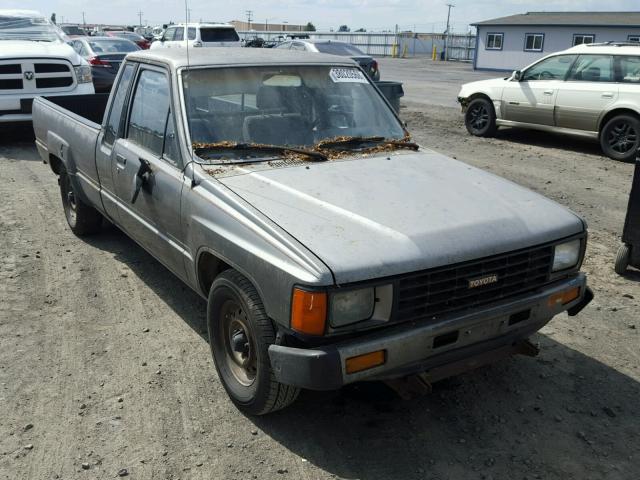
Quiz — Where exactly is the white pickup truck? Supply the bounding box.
[0,10,94,123]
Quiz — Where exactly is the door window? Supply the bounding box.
[104,63,136,145]
[618,56,640,84]
[163,27,176,41]
[524,34,544,52]
[127,70,170,156]
[174,27,184,41]
[567,55,613,82]
[522,55,577,81]
[188,27,196,40]
[163,111,181,166]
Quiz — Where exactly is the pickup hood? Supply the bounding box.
[218,150,584,284]
[0,40,83,64]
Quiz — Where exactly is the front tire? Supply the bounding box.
[600,114,640,162]
[464,97,498,137]
[59,171,103,236]
[207,270,299,415]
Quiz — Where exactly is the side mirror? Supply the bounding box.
[512,70,521,81]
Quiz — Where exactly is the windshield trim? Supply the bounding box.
[176,63,406,163]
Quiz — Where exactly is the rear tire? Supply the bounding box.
[207,270,299,415]
[600,114,640,163]
[615,243,631,275]
[464,97,498,137]
[59,170,103,236]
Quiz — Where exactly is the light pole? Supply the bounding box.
[444,3,454,61]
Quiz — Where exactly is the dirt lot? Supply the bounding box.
[1,59,639,480]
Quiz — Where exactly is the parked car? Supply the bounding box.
[275,39,380,80]
[0,9,94,124]
[458,42,640,162]
[32,48,592,415]
[70,36,140,92]
[105,30,151,50]
[60,24,86,37]
[150,22,241,49]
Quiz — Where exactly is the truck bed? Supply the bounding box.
[41,93,110,126]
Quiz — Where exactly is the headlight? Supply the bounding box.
[74,65,93,84]
[330,287,375,327]
[552,239,581,272]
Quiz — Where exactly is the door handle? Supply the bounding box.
[543,90,554,96]
[601,92,614,98]
[508,101,520,105]
[115,154,127,171]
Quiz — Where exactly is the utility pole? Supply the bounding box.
[137,10,143,27]
[444,3,454,61]
[82,11,86,28]
[245,10,253,30]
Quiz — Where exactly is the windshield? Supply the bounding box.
[62,26,84,36]
[200,28,240,42]
[314,42,365,56]
[0,11,65,42]
[183,65,404,150]
[89,39,139,53]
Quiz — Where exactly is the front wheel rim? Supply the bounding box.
[607,121,638,154]
[220,299,257,387]
[64,178,77,224]
[468,104,489,131]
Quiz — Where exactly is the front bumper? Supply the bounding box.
[269,274,591,390]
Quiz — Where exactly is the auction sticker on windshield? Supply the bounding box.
[329,68,368,83]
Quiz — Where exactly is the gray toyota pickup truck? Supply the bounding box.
[32,48,593,415]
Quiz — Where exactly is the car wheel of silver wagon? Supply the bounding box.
[464,97,497,137]
[59,170,103,236]
[600,114,640,163]
[207,270,299,415]
[615,243,631,275]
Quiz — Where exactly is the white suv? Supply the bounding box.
[458,43,640,162]
[0,10,94,123]
[150,23,241,49]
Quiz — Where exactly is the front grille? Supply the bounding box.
[36,77,73,88]
[34,63,70,73]
[0,79,22,90]
[0,64,21,74]
[397,245,554,322]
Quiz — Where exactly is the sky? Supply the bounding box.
[4,0,640,33]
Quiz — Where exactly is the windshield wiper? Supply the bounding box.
[317,136,419,151]
[193,142,327,165]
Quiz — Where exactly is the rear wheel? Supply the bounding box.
[464,97,497,137]
[600,114,640,162]
[615,243,631,275]
[207,270,299,415]
[59,170,103,236]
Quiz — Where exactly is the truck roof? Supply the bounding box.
[127,47,358,69]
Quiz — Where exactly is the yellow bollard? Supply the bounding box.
[432,45,437,61]
[402,44,408,58]
[391,43,397,58]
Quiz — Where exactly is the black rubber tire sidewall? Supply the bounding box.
[465,97,498,137]
[600,114,640,163]
[615,243,631,275]
[207,270,298,415]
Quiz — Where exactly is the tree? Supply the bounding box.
[304,22,316,32]
[355,28,366,32]
[338,25,350,32]
[50,13,56,24]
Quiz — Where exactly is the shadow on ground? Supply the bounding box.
[85,223,639,480]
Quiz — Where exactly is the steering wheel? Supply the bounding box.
[539,70,555,80]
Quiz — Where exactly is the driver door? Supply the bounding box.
[111,66,188,280]
[502,54,577,126]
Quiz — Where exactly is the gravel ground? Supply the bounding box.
[1,59,639,480]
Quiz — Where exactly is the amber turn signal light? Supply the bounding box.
[291,288,327,336]
[548,287,580,308]
[345,350,386,374]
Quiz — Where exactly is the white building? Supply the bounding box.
[473,11,640,71]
